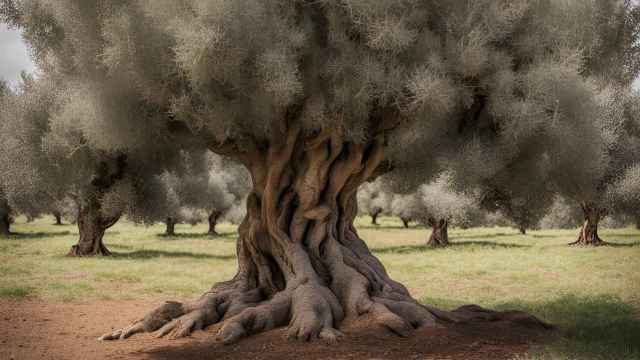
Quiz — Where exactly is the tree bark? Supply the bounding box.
[53,211,63,225]
[427,218,449,247]
[101,126,550,344]
[67,200,120,256]
[68,155,126,256]
[400,217,410,228]
[208,210,221,235]
[569,202,607,246]
[371,209,381,225]
[165,217,176,236]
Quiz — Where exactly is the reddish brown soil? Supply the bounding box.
[0,299,553,360]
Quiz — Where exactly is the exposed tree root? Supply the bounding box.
[100,121,551,345]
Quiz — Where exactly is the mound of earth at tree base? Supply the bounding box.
[0,299,555,360]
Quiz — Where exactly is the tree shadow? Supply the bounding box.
[157,232,237,241]
[602,241,640,248]
[110,250,236,261]
[451,232,520,240]
[356,224,419,230]
[371,241,529,254]
[494,294,640,359]
[531,234,568,239]
[5,231,72,239]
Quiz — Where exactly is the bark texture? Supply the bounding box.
[166,218,176,236]
[427,218,449,247]
[67,200,120,256]
[68,155,126,256]
[569,202,607,246]
[208,210,221,235]
[53,212,63,225]
[101,124,550,344]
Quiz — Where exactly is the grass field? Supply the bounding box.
[1,216,639,359]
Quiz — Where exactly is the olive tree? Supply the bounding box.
[390,193,419,228]
[412,175,477,247]
[133,151,250,236]
[5,0,630,345]
[357,178,391,225]
[538,196,583,229]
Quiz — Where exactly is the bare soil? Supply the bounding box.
[0,299,553,360]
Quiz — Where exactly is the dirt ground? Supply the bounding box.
[0,299,553,360]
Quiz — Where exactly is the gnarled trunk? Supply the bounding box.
[165,217,176,236]
[371,209,381,225]
[569,202,607,246]
[68,155,126,256]
[102,126,550,344]
[53,211,63,225]
[400,217,410,228]
[427,218,449,247]
[67,200,120,256]
[208,210,221,235]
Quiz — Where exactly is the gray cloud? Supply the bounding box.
[0,23,37,86]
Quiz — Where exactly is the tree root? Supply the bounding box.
[67,243,112,257]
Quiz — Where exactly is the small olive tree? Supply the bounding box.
[357,178,391,225]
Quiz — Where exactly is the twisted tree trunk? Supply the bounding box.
[101,126,550,344]
[165,217,176,236]
[400,217,410,228]
[68,155,126,256]
[569,202,607,246]
[67,198,120,256]
[53,211,63,225]
[208,210,221,235]
[427,218,449,247]
[371,209,382,225]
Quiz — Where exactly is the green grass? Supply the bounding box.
[1,216,639,359]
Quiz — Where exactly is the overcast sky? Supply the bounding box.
[0,23,36,87]
[0,21,639,90]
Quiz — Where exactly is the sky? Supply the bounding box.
[0,23,36,87]
[0,21,639,90]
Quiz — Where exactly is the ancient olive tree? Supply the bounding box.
[357,178,391,225]
[7,0,623,345]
